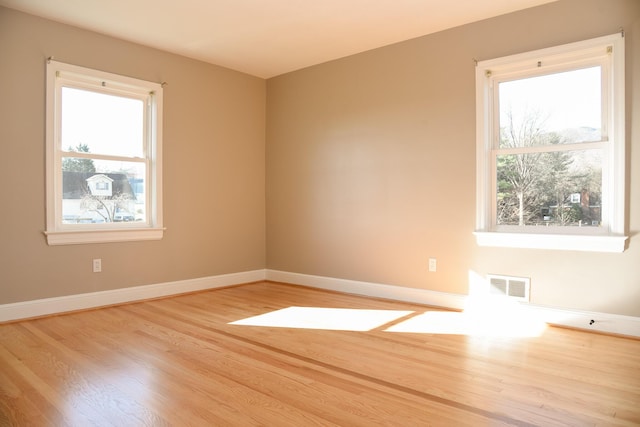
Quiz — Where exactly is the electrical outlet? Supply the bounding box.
[428,258,437,272]
[92,258,102,273]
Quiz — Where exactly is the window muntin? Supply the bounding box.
[475,34,626,252]
[46,60,163,245]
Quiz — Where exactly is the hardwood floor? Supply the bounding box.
[1,281,639,426]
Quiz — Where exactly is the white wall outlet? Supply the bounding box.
[92,258,102,273]
[428,258,437,272]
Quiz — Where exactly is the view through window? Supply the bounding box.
[496,66,603,228]
[61,87,147,225]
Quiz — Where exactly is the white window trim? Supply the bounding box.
[475,33,627,253]
[45,60,164,245]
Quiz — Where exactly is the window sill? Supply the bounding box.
[473,231,628,253]
[45,228,165,245]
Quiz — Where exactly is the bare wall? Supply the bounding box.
[0,7,266,304]
[266,0,640,317]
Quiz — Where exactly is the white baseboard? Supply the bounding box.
[266,269,468,310]
[266,269,640,339]
[519,304,640,338]
[0,269,266,322]
[4,268,638,338]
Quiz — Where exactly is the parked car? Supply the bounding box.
[113,211,135,222]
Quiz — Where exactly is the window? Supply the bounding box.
[45,60,163,245]
[475,34,626,252]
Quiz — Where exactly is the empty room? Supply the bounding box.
[1,0,639,425]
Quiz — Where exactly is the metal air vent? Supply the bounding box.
[487,275,530,301]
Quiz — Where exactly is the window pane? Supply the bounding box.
[61,87,144,157]
[499,66,602,148]
[62,158,145,224]
[496,149,602,227]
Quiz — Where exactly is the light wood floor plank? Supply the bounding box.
[1,281,639,426]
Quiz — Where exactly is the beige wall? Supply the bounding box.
[2,0,639,318]
[0,7,266,304]
[266,0,640,317]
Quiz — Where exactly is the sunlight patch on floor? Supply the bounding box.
[229,306,415,331]
[229,298,547,337]
[385,309,547,337]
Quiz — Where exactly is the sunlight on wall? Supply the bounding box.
[462,269,547,336]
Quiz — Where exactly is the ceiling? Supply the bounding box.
[0,0,556,78]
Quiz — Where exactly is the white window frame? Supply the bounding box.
[45,60,164,245]
[474,34,627,253]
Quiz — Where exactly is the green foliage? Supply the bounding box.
[496,129,602,227]
[62,143,96,173]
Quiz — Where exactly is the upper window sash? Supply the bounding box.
[54,66,155,98]
[491,62,610,149]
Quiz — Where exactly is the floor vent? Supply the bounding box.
[487,275,530,301]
